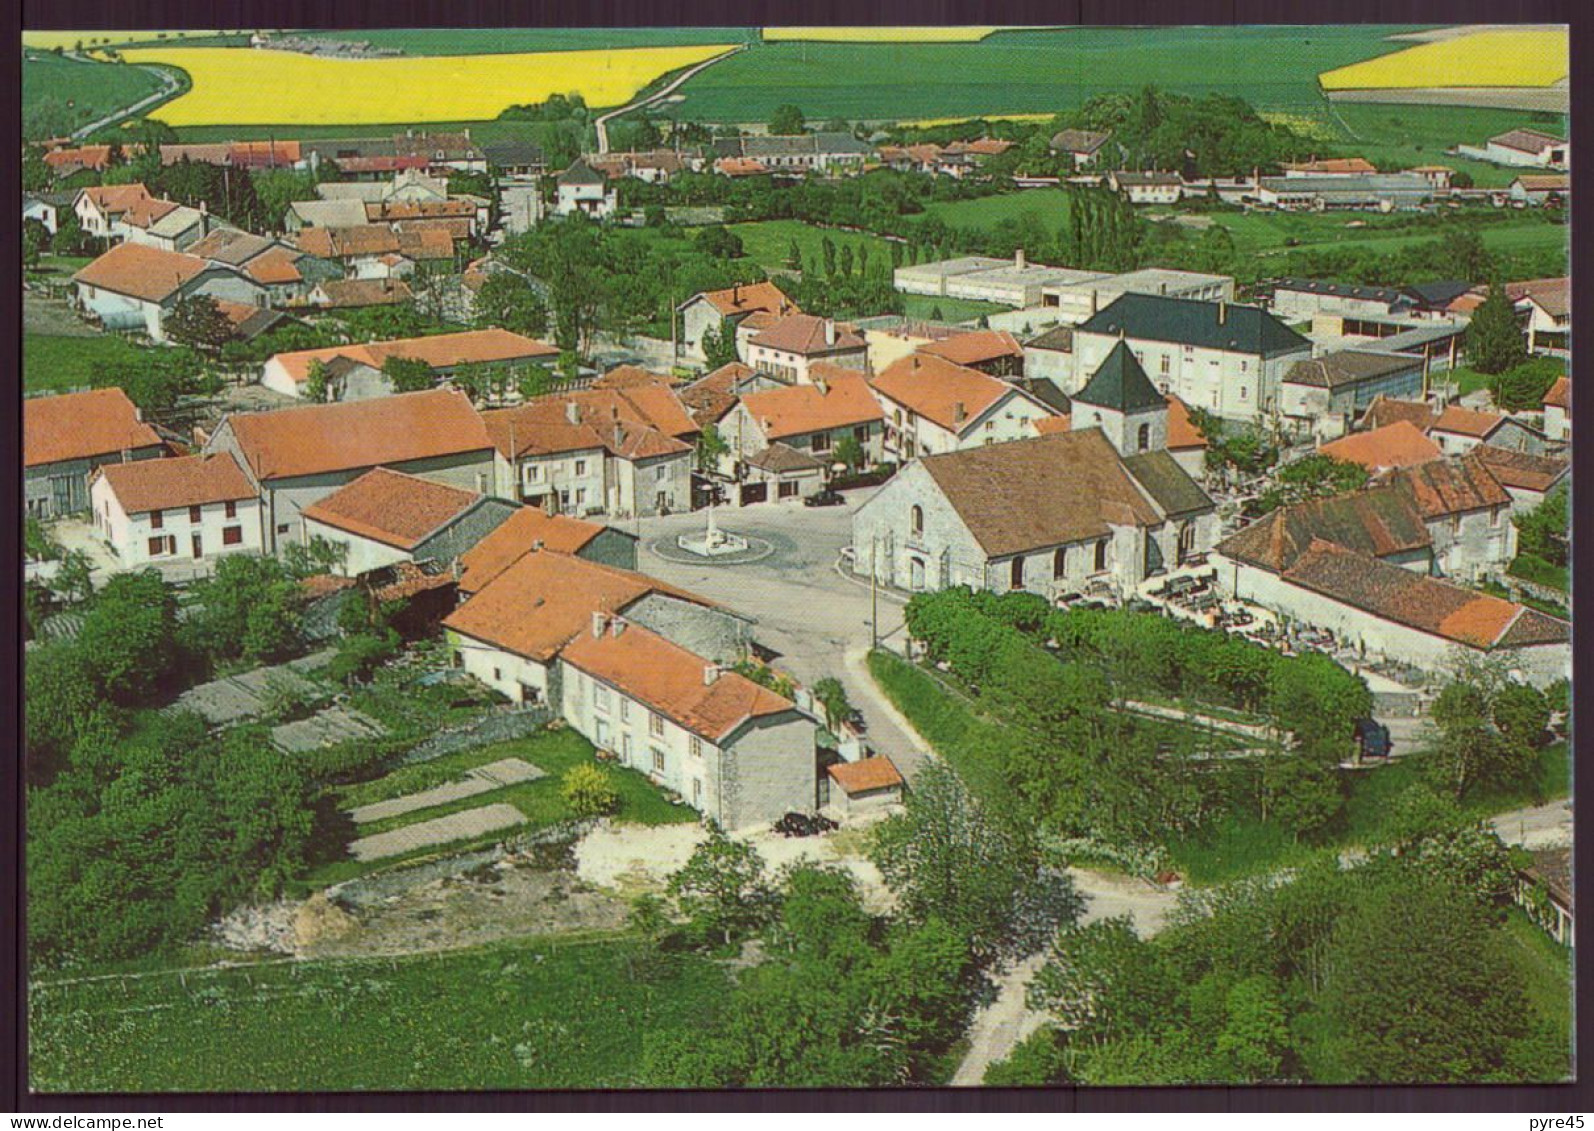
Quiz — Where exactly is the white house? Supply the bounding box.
[554,159,617,220]
[718,366,885,502]
[24,387,167,519]
[1071,294,1313,423]
[89,452,263,568]
[1542,377,1570,444]
[870,353,1059,461]
[71,242,268,342]
[1050,128,1114,167]
[560,616,819,829]
[1109,171,1183,205]
[676,280,798,363]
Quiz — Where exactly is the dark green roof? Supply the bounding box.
[1074,340,1166,413]
[1079,293,1310,357]
[1123,450,1214,519]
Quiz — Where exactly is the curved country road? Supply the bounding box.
[70,59,183,140]
[594,44,746,154]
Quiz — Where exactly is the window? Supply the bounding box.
[1053,547,1067,579]
[222,526,243,546]
[1240,360,1249,373]
[151,510,164,529]
[277,524,290,535]
[575,487,587,506]
[985,419,994,431]
[526,464,542,482]
[594,684,611,713]
[1239,386,1248,401]
[652,748,666,773]
[493,668,502,681]
[778,480,799,499]
[812,432,832,452]
[853,425,869,442]
[620,699,631,722]
[1160,355,1170,375]
[575,459,587,476]
[1137,423,1150,452]
[910,505,923,536]
[621,734,632,762]
[1010,557,1024,588]
[649,712,664,738]
[148,536,167,557]
[224,499,237,519]
[690,735,703,758]
[189,505,202,523]
[1094,539,1108,572]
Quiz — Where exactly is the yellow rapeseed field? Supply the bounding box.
[22,30,222,49]
[762,27,1015,43]
[1319,29,1567,90]
[117,44,736,125]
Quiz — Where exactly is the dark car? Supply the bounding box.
[804,489,845,508]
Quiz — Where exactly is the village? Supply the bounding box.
[19,27,1575,1093]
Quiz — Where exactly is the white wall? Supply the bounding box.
[449,630,555,705]
[302,517,412,575]
[90,476,264,568]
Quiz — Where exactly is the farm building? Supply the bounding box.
[823,756,905,817]
[261,328,558,400]
[71,242,268,342]
[871,353,1059,461]
[456,508,637,596]
[1482,128,1569,170]
[1108,170,1183,205]
[1039,267,1234,326]
[1255,174,1435,211]
[1318,421,1443,473]
[301,467,520,576]
[554,159,617,220]
[1509,174,1570,206]
[892,255,1008,297]
[1542,376,1571,444]
[24,388,167,519]
[1279,350,1427,440]
[676,280,799,363]
[1049,128,1114,167]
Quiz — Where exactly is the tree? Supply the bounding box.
[74,570,179,706]
[696,422,730,473]
[303,358,331,403]
[50,550,95,607]
[811,677,854,734]
[1465,280,1527,375]
[833,433,865,472]
[22,145,52,192]
[700,318,740,370]
[472,273,549,337]
[185,554,304,664]
[52,212,86,256]
[1322,872,1535,1083]
[1028,916,1174,1047]
[518,363,556,400]
[1514,482,1568,567]
[786,239,803,271]
[869,761,1082,968]
[23,218,50,267]
[983,1027,1070,1085]
[561,763,621,818]
[1428,657,1538,801]
[381,355,434,394]
[694,225,744,259]
[1488,358,1564,413]
[769,104,806,135]
[666,824,774,947]
[1212,976,1290,1081]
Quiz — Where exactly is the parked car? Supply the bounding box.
[804,489,845,508]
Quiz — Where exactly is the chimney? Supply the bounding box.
[1015,248,1026,270]
[814,373,828,396]
[824,318,836,347]
[703,663,719,686]
[953,401,966,425]
[911,355,920,370]
[592,611,606,638]
[565,400,580,425]
[532,539,544,552]
[1218,301,1228,326]
[1090,289,1099,316]
[733,282,741,304]
[611,617,625,638]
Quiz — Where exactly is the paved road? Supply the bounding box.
[71,60,181,140]
[633,498,928,775]
[1492,798,1573,849]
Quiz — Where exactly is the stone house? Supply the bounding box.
[72,242,268,342]
[89,452,262,567]
[745,314,868,385]
[676,280,798,363]
[1280,350,1428,441]
[871,353,1058,461]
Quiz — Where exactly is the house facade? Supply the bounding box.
[745,315,869,385]
[72,242,268,342]
[871,354,1058,461]
[1279,350,1427,440]
[676,280,798,362]
[24,388,167,518]
[89,452,263,568]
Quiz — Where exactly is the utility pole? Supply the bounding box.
[870,535,879,651]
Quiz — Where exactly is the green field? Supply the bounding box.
[314,28,755,54]
[22,332,151,396]
[23,51,164,135]
[1202,209,1567,263]
[900,294,1010,323]
[667,26,1423,124]
[29,934,730,1092]
[917,187,1073,231]
[728,218,897,276]
[1331,101,1567,188]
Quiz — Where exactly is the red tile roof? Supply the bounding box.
[1468,444,1568,494]
[72,242,214,303]
[25,387,163,468]
[1358,395,1439,433]
[480,387,696,461]
[1166,394,1208,451]
[827,755,904,794]
[93,451,255,514]
[750,313,865,356]
[1543,375,1570,410]
[76,183,154,214]
[1283,540,1568,651]
[1216,485,1432,573]
[1432,404,1506,439]
[443,551,708,662]
[738,369,883,441]
[1388,455,1510,518]
[45,145,114,171]
[918,329,1024,368]
[871,353,1023,434]
[693,280,796,319]
[457,508,610,593]
[561,620,795,742]
[681,362,756,427]
[269,328,559,385]
[1318,421,1443,472]
[1281,157,1378,175]
[301,467,481,550]
[291,225,403,260]
[224,388,493,481]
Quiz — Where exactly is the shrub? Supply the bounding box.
[562,763,620,818]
